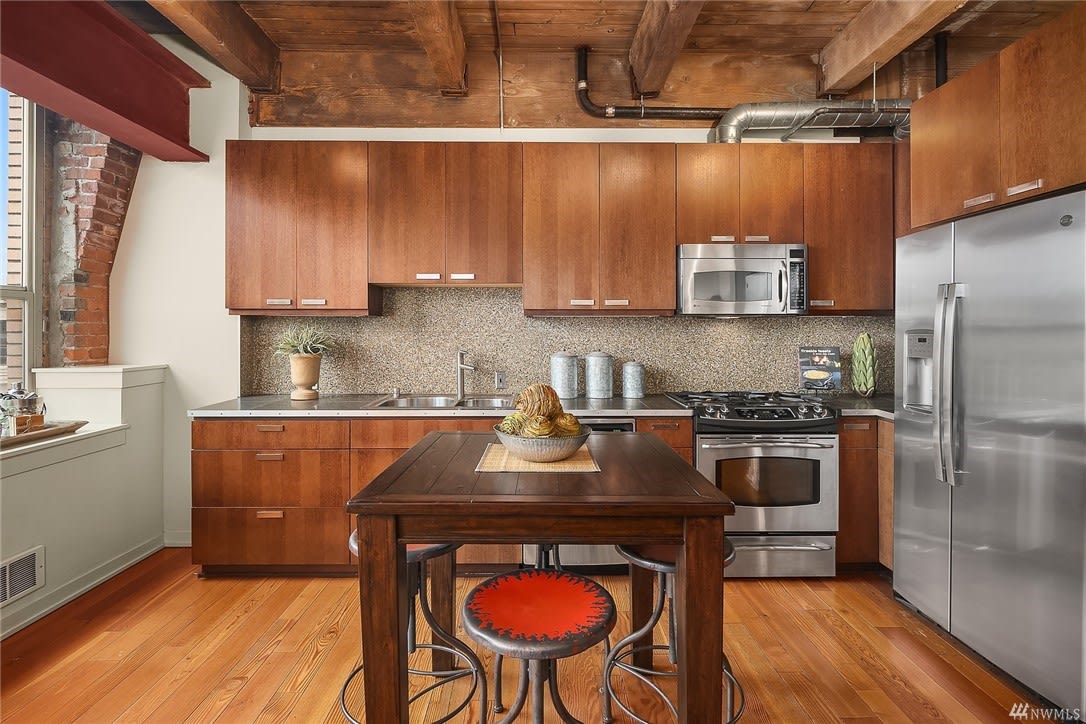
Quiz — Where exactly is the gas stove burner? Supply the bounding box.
[666,390,838,433]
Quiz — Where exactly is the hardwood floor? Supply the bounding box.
[1,548,1044,722]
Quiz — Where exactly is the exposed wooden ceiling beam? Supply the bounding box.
[147,0,280,93]
[408,0,468,96]
[819,0,964,94]
[0,0,209,162]
[629,0,705,97]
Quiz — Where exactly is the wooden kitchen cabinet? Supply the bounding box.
[676,144,803,245]
[368,142,447,284]
[635,417,693,463]
[191,419,352,571]
[226,141,377,315]
[878,419,894,569]
[803,144,894,314]
[837,416,879,564]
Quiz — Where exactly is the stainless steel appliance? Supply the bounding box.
[678,243,807,316]
[667,391,839,577]
[894,190,1086,713]
[522,418,636,568]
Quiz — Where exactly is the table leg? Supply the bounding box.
[358,514,410,722]
[629,561,655,670]
[428,551,456,671]
[676,516,724,723]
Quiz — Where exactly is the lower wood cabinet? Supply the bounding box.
[192,508,348,566]
[878,420,895,569]
[635,417,693,463]
[837,417,879,564]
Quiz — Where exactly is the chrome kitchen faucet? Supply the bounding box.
[455,350,475,402]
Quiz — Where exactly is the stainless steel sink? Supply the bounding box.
[376,395,459,408]
[457,396,514,409]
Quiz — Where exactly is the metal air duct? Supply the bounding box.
[709,99,912,143]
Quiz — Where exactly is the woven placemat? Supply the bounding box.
[475,443,600,473]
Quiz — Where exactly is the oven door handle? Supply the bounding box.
[730,542,833,552]
[700,442,837,449]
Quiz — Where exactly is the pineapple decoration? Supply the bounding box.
[852,333,878,398]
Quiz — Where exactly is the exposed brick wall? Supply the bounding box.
[50,117,141,366]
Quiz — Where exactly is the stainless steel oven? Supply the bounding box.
[697,432,838,577]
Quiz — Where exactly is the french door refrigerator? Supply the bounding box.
[894,189,1085,712]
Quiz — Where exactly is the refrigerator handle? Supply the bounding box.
[933,285,950,483]
[943,283,967,486]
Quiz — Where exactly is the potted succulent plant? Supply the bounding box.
[275,323,334,400]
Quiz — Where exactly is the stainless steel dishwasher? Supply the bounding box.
[522,418,635,568]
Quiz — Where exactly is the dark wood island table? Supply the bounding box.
[345,430,734,722]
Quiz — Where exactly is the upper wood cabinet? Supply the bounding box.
[804,144,894,314]
[910,54,1001,227]
[226,141,375,315]
[523,143,675,315]
[676,144,803,244]
[445,143,523,285]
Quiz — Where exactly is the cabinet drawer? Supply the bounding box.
[192,507,350,565]
[635,417,692,449]
[838,417,877,448]
[192,419,349,450]
[351,448,407,491]
[350,418,495,448]
[192,450,349,507]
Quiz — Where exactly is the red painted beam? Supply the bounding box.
[1,1,210,162]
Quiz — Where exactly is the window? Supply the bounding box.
[1,90,41,387]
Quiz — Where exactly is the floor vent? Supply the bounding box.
[0,546,45,607]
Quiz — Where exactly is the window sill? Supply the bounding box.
[0,424,129,477]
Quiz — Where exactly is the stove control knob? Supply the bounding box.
[719,404,729,414]
[812,405,825,416]
[798,405,809,415]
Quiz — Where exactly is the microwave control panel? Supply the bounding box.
[788,260,806,311]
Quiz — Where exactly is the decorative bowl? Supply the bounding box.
[493,425,592,463]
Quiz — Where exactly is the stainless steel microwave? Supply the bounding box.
[678,242,807,316]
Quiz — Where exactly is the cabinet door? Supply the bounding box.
[226,141,296,311]
[910,54,1001,227]
[446,143,523,285]
[522,143,600,312]
[368,142,446,284]
[837,417,879,564]
[296,142,371,310]
[999,2,1086,202]
[804,144,894,313]
[739,144,803,243]
[599,144,676,313]
[878,420,894,569]
[676,144,740,244]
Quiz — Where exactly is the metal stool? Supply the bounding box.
[602,539,745,723]
[340,530,487,724]
[463,568,617,724]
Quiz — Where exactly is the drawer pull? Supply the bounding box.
[710,235,736,242]
[255,424,285,432]
[415,272,441,281]
[604,299,630,306]
[1007,178,1043,196]
[255,452,284,461]
[449,273,475,281]
[265,298,292,306]
[569,299,595,306]
[256,510,284,519]
[744,235,770,242]
[843,423,871,431]
[962,193,995,209]
[300,298,327,306]
[810,299,835,307]
[651,423,680,430]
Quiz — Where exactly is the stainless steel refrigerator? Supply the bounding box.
[894,189,1085,712]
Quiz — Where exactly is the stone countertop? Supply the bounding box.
[824,393,894,420]
[188,394,691,418]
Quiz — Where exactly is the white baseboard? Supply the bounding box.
[163,529,192,547]
[0,535,164,639]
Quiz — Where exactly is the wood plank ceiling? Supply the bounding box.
[140,0,1076,128]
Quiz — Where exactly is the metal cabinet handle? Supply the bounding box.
[962,193,995,209]
[300,298,327,306]
[569,299,595,306]
[255,424,284,432]
[255,510,284,519]
[415,273,441,280]
[265,298,292,306]
[710,235,736,242]
[731,542,832,552]
[603,299,629,306]
[809,299,835,307]
[1007,178,1043,196]
[650,423,680,430]
[744,235,770,242]
[842,423,870,431]
[701,442,835,449]
[449,273,475,281]
[255,452,284,461]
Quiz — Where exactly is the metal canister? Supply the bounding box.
[622,361,645,399]
[584,352,613,399]
[549,351,578,399]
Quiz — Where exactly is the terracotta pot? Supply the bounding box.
[289,353,322,400]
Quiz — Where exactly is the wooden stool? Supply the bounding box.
[340,530,487,724]
[463,568,616,724]
[602,539,744,723]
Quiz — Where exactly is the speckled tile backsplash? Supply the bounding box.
[241,288,895,396]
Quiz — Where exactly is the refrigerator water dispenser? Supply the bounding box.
[903,330,934,412]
